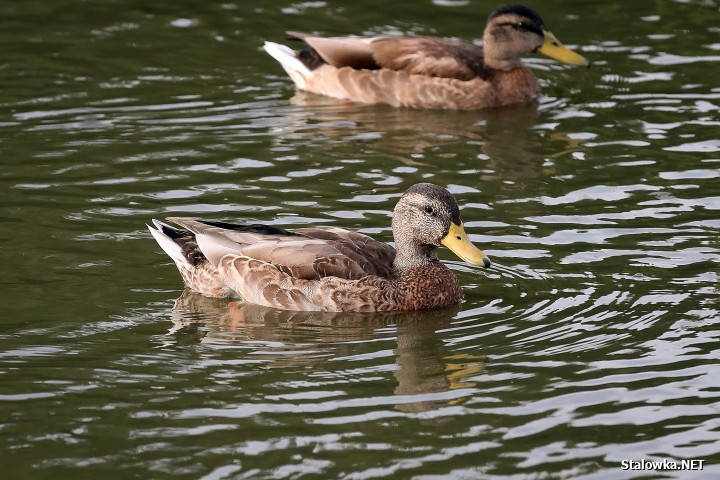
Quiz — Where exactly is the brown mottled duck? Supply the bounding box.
[148,183,491,312]
[263,4,587,110]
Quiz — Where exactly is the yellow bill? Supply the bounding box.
[441,222,491,268]
[538,30,589,66]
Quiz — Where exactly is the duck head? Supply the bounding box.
[483,4,588,70]
[392,183,491,270]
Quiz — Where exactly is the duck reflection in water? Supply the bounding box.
[274,94,582,187]
[169,291,485,412]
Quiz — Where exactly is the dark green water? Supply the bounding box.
[2,0,719,478]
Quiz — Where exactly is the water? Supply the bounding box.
[2,0,719,478]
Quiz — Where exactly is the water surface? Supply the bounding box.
[2,0,720,478]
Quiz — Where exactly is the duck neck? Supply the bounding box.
[393,237,439,272]
[482,31,525,71]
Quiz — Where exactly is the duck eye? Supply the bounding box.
[424,205,434,215]
[514,22,542,36]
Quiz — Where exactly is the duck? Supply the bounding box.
[148,183,491,312]
[263,4,588,110]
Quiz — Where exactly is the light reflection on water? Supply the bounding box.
[2,0,720,478]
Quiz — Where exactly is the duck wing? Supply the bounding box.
[287,31,378,69]
[290,32,488,81]
[166,218,396,282]
[293,226,396,278]
[370,36,488,80]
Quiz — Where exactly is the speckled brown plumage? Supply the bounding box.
[264,5,587,110]
[148,183,491,312]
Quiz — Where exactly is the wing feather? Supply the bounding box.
[370,37,488,80]
[292,34,489,81]
[165,218,396,282]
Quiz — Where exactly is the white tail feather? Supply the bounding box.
[263,41,312,90]
[194,233,247,267]
[148,222,190,268]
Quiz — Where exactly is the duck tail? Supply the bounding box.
[263,41,313,90]
[147,219,192,269]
